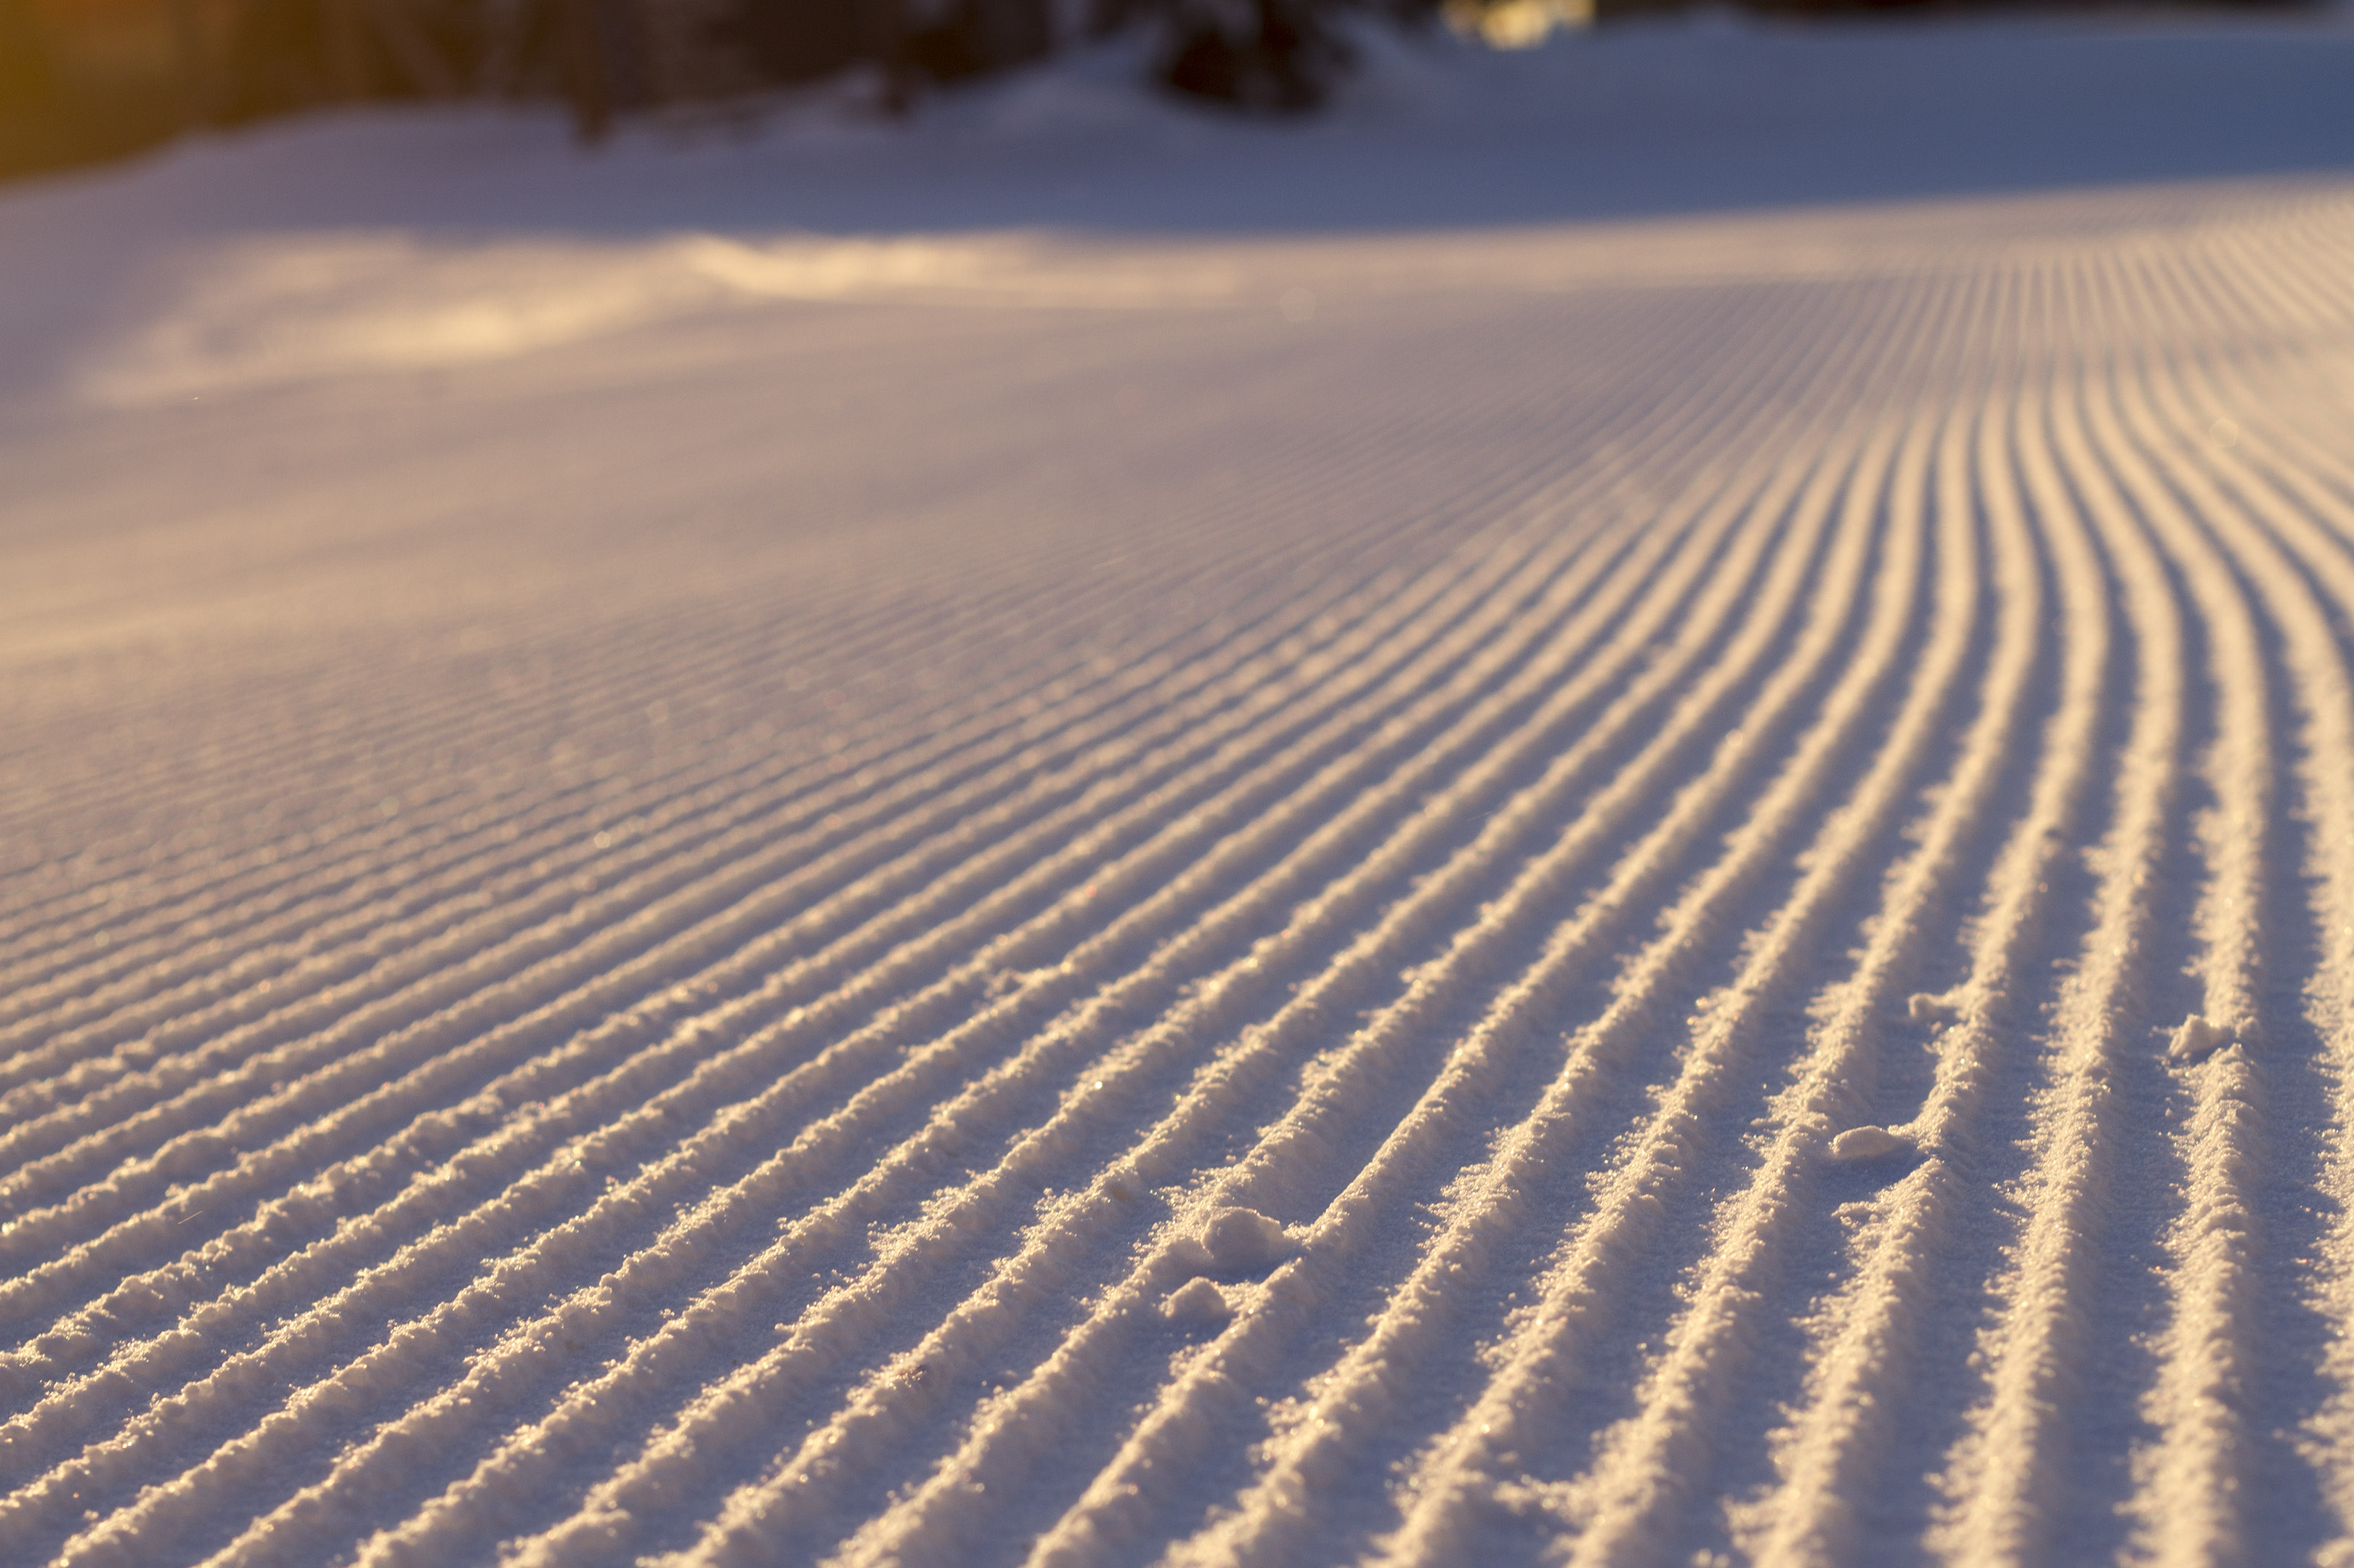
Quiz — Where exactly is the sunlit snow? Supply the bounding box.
[6,10,2354,1565]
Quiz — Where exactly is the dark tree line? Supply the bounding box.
[14,0,2285,181]
[1,0,1421,176]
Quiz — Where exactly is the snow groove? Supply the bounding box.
[8,161,2354,1568]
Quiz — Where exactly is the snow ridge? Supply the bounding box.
[7,163,2354,1566]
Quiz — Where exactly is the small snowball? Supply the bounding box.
[1161,1277,1233,1325]
[1198,1207,1294,1275]
[1907,993,1960,1025]
[2170,1013,2230,1063]
[1829,1125,1911,1162]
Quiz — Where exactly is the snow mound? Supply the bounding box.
[1829,1125,1912,1163]
[1163,1277,1237,1323]
[1196,1206,1296,1275]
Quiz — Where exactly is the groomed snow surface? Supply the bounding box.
[7,12,2354,1565]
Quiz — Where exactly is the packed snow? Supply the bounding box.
[6,9,2354,1564]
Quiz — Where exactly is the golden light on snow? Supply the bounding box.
[6,15,2354,1568]
[1448,0,1596,51]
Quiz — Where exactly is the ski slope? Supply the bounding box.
[7,15,2354,1565]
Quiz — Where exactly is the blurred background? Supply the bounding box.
[0,0,2321,184]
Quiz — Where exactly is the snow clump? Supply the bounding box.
[1829,1125,1912,1162]
[1162,1277,1235,1324]
[1198,1206,1294,1274]
[2169,1013,2233,1063]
